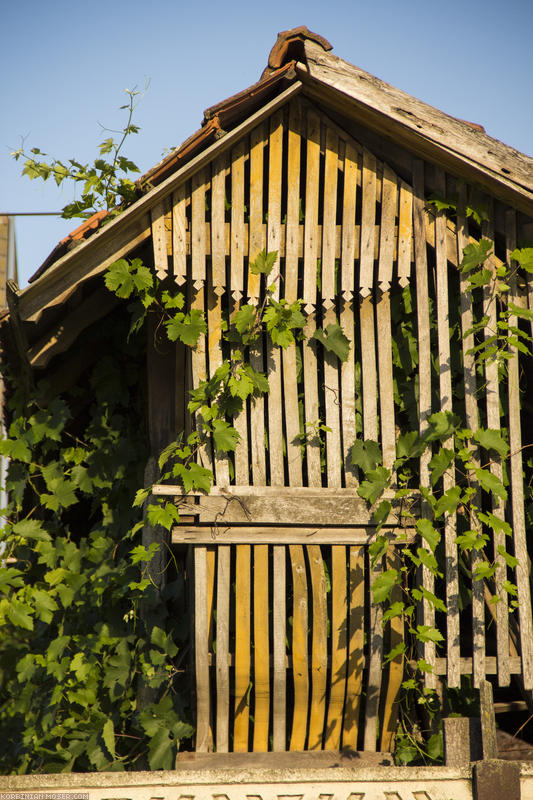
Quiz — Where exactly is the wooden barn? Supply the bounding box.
[5,27,533,770]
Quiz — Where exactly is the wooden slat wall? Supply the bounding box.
[162,96,533,752]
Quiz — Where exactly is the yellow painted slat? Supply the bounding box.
[325,545,348,749]
[191,168,207,287]
[248,124,266,301]
[289,544,309,751]
[171,183,187,284]
[215,545,230,752]
[307,545,327,749]
[194,546,210,752]
[321,127,338,308]
[272,545,287,751]
[285,101,302,304]
[380,548,403,752]
[211,153,228,291]
[342,545,365,749]
[303,108,320,310]
[234,545,251,751]
[253,545,270,751]
[151,200,169,281]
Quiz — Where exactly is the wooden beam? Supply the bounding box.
[172,525,415,545]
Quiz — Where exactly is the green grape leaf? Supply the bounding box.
[250,248,278,275]
[312,323,350,362]
[429,447,454,486]
[416,519,440,553]
[371,568,398,603]
[473,429,509,457]
[358,467,391,506]
[212,420,240,453]
[460,240,493,273]
[350,439,382,473]
[474,467,508,501]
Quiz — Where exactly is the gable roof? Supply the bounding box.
[14,26,533,328]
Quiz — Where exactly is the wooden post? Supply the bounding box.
[479,679,497,760]
[443,717,482,766]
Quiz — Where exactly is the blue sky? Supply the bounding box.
[2,0,533,287]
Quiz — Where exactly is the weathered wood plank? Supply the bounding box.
[230,140,246,302]
[482,207,509,687]
[307,546,328,749]
[266,110,285,486]
[272,546,286,751]
[253,545,270,751]
[172,526,414,545]
[434,167,459,688]
[413,159,435,688]
[191,284,212,472]
[174,492,408,526]
[233,545,251,750]
[376,163,397,471]
[398,181,413,286]
[194,546,210,751]
[324,308,343,488]
[151,200,169,281]
[285,101,302,304]
[364,556,383,750]
[322,127,339,308]
[215,545,230,752]
[342,545,365,749]
[289,544,309,750]
[207,284,230,485]
[360,295,378,442]
[303,108,320,310]
[340,297,357,487]
[380,548,403,751]
[457,184,484,688]
[171,182,187,284]
[341,140,358,297]
[248,124,266,301]
[506,210,533,691]
[303,314,322,486]
[191,168,207,287]
[325,546,348,749]
[359,150,377,296]
[211,153,227,291]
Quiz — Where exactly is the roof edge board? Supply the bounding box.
[302,40,533,197]
[17,82,303,325]
[297,71,533,216]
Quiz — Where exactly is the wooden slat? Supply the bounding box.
[377,164,398,470]
[266,111,285,486]
[482,207,509,687]
[397,181,413,286]
[248,124,265,301]
[151,200,168,280]
[230,140,246,301]
[285,101,301,304]
[303,314,322,486]
[340,297,357,488]
[215,545,230,752]
[324,308,342,488]
[194,546,210,751]
[191,168,207,287]
[377,164,397,289]
[191,285,212,472]
[380,548,404,752]
[207,283,230,485]
[289,544,309,750]
[342,545,365,749]
[506,210,533,691]
[272,546,286,751]
[267,109,283,300]
[233,545,251,750]
[413,159,435,688]
[360,295,378,442]
[303,108,320,310]
[434,167,459,688]
[457,183,484,688]
[173,526,414,545]
[341,140,358,298]
[211,153,227,291]
[307,546,328,749]
[253,545,270,751]
[364,556,383,750]
[325,545,348,749]
[206,545,216,750]
[283,338,303,486]
[322,127,338,308]
[359,150,377,295]
[171,183,187,284]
